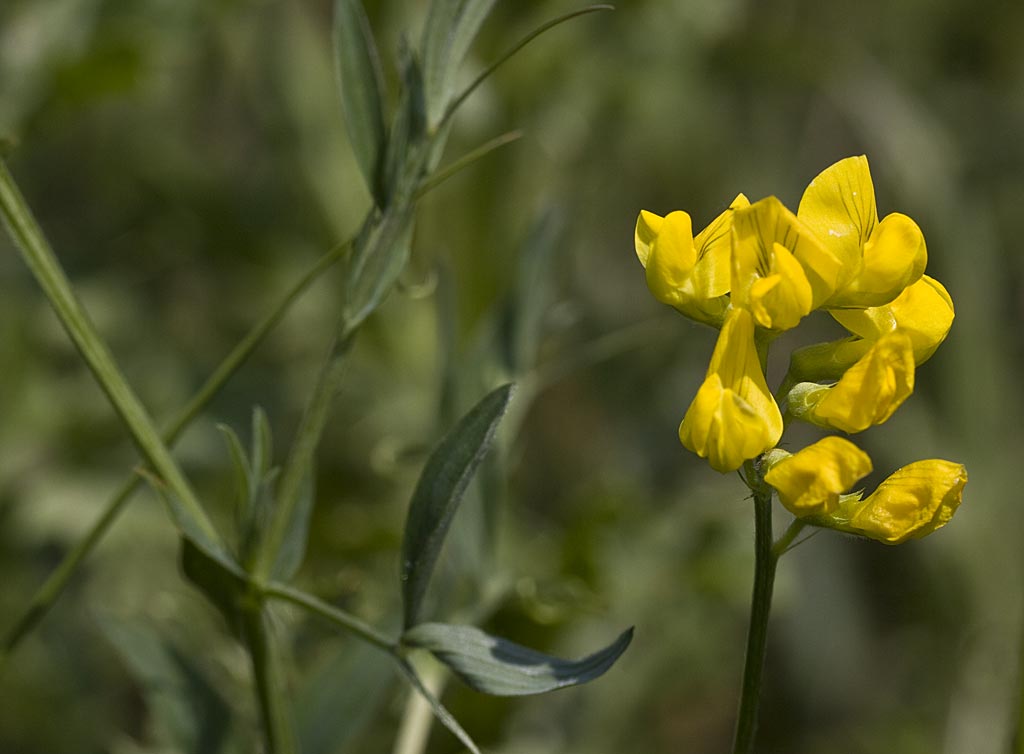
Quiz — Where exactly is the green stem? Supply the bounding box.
[252,328,355,580]
[242,607,297,754]
[0,242,348,660]
[0,159,218,542]
[414,130,522,200]
[732,482,778,754]
[262,582,396,652]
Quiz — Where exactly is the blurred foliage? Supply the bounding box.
[2,0,1023,752]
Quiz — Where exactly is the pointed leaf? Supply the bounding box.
[251,406,274,479]
[382,43,428,202]
[343,206,415,331]
[402,622,634,696]
[334,0,388,204]
[271,465,316,582]
[181,537,250,634]
[218,422,253,524]
[400,383,515,628]
[422,0,498,127]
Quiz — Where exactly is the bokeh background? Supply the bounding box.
[1,0,1022,752]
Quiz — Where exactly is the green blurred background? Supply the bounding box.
[1,0,1021,752]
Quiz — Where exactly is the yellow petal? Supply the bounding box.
[832,275,954,365]
[691,193,749,299]
[634,210,664,267]
[679,308,783,472]
[797,155,878,272]
[746,242,814,330]
[732,196,843,317]
[827,213,927,308]
[844,460,967,544]
[809,332,916,433]
[644,211,697,305]
[764,437,873,516]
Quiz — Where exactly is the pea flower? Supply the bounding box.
[679,307,783,472]
[798,155,928,308]
[785,331,915,433]
[763,437,872,516]
[634,194,749,327]
[789,275,954,383]
[730,196,843,330]
[814,460,968,544]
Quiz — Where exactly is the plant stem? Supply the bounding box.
[732,483,778,754]
[262,582,396,652]
[252,327,355,581]
[1,242,347,660]
[243,606,297,754]
[0,159,218,542]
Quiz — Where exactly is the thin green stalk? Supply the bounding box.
[1,242,347,659]
[263,582,396,652]
[243,607,297,754]
[732,482,778,754]
[437,5,615,132]
[0,159,218,543]
[252,328,355,580]
[413,130,522,199]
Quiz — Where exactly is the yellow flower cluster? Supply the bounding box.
[635,156,966,544]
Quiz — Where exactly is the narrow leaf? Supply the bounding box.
[343,206,415,331]
[400,383,515,628]
[402,622,634,696]
[181,537,249,633]
[382,43,428,202]
[395,658,482,754]
[271,465,315,582]
[334,0,388,204]
[217,423,253,536]
[422,0,499,128]
[252,406,274,479]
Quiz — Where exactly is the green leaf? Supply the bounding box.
[98,615,233,754]
[421,0,498,128]
[333,0,388,204]
[343,206,415,331]
[382,43,428,203]
[181,537,250,634]
[400,383,515,628]
[395,658,482,754]
[271,465,315,582]
[402,623,634,696]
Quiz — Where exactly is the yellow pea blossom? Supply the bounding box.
[730,196,843,330]
[634,194,749,327]
[798,155,928,308]
[786,331,915,433]
[679,307,783,472]
[815,460,968,544]
[763,437,872,516]
[789,275,954,382]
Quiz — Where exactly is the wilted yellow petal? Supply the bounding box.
[843,460,967,544]
[797,155,877,273]
[806,332,916,433]
[679,308,783,472]
[764,437,872,516]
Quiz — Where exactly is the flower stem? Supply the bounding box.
[242,606,297,754]
[732,482,778,754]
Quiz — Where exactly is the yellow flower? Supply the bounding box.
[763,437,872,516]
[819,460,967,544]
[731,196,843,330]
[786,332,915,433]
[635,194,749,327]
[679,307,783,472]
[789,275,954,382]
[798,156,927,308]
